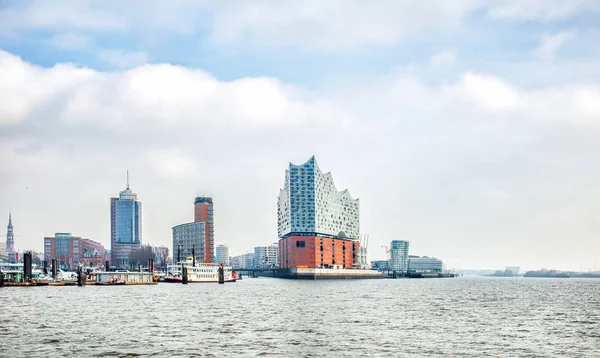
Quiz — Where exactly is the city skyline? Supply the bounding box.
[1,2,600,271]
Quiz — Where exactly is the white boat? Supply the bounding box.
[164,258,236,283]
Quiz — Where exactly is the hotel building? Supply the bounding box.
[277,156,360,269]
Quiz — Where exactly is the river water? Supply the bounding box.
[0,277,598,357]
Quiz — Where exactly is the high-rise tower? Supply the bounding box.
[6,213,15,262]
[194,197,214,263]
[110,171,142,268]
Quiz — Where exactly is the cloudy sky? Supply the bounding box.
[1,1,599,271]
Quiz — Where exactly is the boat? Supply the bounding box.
[164,257,237,283]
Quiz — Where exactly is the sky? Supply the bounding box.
[1,0,599,271]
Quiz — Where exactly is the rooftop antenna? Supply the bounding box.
[126,170,130,189]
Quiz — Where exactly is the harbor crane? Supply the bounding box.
[381,246,390,260]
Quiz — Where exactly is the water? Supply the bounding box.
[1,277,598,357]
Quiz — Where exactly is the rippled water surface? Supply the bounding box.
[1,277,599,357]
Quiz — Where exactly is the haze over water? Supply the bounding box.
[1,278,598,357]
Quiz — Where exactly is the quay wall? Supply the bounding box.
[275,268,383,280]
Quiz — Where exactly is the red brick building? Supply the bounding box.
[278,236,359,269]
[44,233,107,268]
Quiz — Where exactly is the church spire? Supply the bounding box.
[8,212,12,228]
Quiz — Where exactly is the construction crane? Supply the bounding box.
[381,245,390,260]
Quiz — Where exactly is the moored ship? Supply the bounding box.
[164,258,236,283]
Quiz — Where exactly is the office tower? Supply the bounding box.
[110,172,142,268]
[6,213,16,263]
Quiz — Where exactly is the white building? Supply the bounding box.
[254,244,278,268]
[243,253,255,269]
[277,156,360,239]
[389,240,409,271]
[408,256,445,273]
[216,244,229,265]
[229,255,241,269]
[229,253,255,269]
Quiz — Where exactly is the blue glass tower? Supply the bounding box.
[111,171,142,268]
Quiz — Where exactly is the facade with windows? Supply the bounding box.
[172,196,214,264]
[44,233,106,269]
[371,260,390,271]
[389,240,410,271]
[172,222,205,263]
[215,244,229,265]
[194,197,214,263]
[254,244,278,268]
[277,156,359,239]
[6,213,15,263]
[229,255,241,269]
[110,174,142,269]
[277,156,360,269]
[408,256,445,273]
[229,253,255,269]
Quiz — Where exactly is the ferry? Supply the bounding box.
[164,257,236,283]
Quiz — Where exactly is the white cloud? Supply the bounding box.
[0,0,123,34]
[429,51,457,68]
[487,0,600,21]
[146,148,198,179]
[2,51,600,270]
[0,1,597,51]
[99,50,148,69]
[534,31,575,60]
[208,1,479,49]
[0,50,351,129]
[453,73,520,113]
[50,32,90,50]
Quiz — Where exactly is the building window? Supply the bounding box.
[296,241,305,248]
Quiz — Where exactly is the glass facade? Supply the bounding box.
[111,179,142,268]
[278,156,360,239]
[389,240,410,271]
[55,233,72,264]
[172,222,205,263]
[408,256,445,273]
[115,200,141,244]
[216,244,229,265]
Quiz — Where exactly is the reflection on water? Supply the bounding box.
[1,277,598,357]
